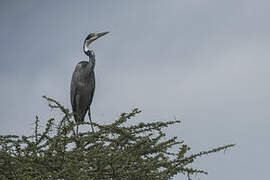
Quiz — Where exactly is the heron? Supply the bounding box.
[70,32,109,134]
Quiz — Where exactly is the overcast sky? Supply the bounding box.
[1,0,270,179]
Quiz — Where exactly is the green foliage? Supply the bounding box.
[0,96,234,180]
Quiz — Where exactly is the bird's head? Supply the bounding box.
[83,32,109,56]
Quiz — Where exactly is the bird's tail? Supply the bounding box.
[73,111,84,123]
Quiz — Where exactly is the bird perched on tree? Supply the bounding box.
[70,32,109,133]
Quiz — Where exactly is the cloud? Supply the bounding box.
[1,0,270,179]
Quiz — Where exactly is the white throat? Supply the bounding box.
[83,39,91,53]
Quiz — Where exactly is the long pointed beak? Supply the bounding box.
[93,32,109,41]
[97,31,109,37]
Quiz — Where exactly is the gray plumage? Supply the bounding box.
[70,53,95,123]
[70,32,109,132]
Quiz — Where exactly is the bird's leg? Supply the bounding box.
[76,124,79,136]
[88,107,95,132]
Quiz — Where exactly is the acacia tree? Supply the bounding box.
[0,96,234,180]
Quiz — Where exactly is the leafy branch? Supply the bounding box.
[0,96,234,180]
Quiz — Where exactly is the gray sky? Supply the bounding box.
[1,0,269,179]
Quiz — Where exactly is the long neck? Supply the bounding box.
[83,39,91,55]
[88,50,96,70]
[83,40,95,69]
